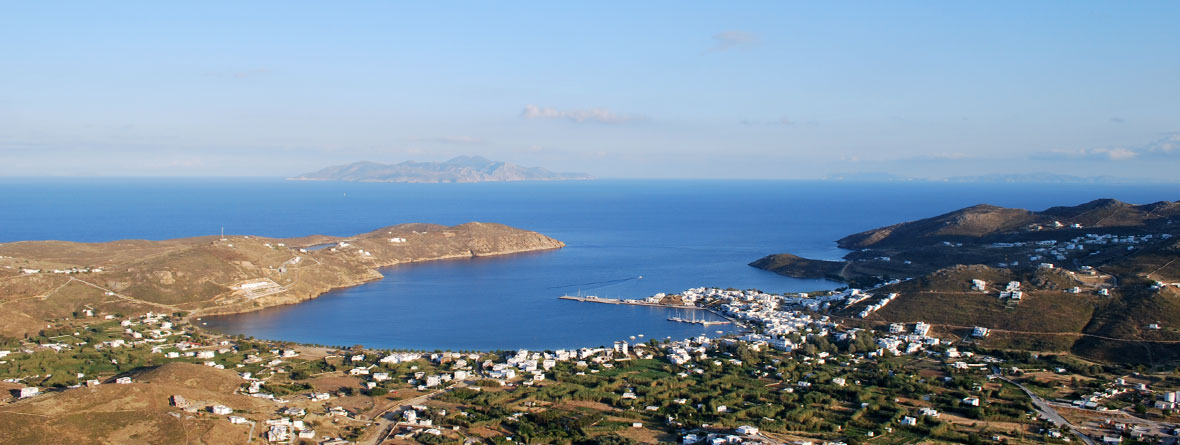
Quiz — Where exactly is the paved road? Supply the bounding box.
[360,383,466,445]
[1001,376,1096,445]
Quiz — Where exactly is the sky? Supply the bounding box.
[1,1,1178,180]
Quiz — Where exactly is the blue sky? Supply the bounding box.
[1,1,1178,179]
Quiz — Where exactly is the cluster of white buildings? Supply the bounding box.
[857,293,899,319]
[495,347,632,382]
[1072,386,1130,410]
[999,281,1023,300]
[971,279,987,292]
[653,287,950,367]
[1153,390,1180,410]
[19,266,103,275]
[681,430,763,444]
[992,232,1171,267]
[666,336,715,366]
[874,322,940,356]
[262,417,315,442]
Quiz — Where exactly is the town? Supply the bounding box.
[5,281,1180,444]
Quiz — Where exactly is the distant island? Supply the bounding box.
[290,156,591,183]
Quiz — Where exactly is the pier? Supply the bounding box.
[666,316,730,326]
[559,295,738,327]
[559,295,698,309]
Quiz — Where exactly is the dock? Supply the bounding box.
[666,316,730,326]
[559,295,739,327]
[559,295,698,309]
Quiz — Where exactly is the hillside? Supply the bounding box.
[0,222,564,337]
[752,198,1180,364]
[837,199,1180,249]
[754,199,1180,286]
[0,363,270,444]
[290,156,591,183]
[831,263,1180,364]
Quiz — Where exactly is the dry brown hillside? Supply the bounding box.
[0,363,270,444]
[0,222,564,338]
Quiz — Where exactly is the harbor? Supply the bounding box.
[558,294,699,309]
[559,294,738,327]
[667,314,731,327]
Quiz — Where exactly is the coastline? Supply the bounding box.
[0,222,566,338]
[191,243,566,319]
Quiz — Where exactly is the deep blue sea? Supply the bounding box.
[2,179,1178,351]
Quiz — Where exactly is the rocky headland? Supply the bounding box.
[0,222,564,337]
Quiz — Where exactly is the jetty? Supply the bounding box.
[559,295,697,309]
[559,295,738,327]
[666,315,730,326]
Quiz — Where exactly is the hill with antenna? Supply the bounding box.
[290,156,591,183]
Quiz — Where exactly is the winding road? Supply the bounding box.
[1000,376,1096,445]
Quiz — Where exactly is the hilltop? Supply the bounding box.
[0,222,564,337]
[290,156,591,183]
[837,199,1180,250]
[754,199,1180,287]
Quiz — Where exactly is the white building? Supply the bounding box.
[971,279,987,291]
[971,327,989,338]
[613,341,629,356]
[235,280,271,291]
[210,405,233,415]
[913,322,931,336]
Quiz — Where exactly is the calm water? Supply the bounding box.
[2,179,1178,350]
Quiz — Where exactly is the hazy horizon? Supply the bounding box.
[2,2,1178,180]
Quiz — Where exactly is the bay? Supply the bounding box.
[2,178,1178,350]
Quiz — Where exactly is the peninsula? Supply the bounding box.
[751,199,1180,363]
[290,156,591,183]
[0,222,564,338]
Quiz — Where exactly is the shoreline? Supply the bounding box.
[0,222,566,339]
[189,244,566,320]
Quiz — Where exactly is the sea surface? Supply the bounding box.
[3,178,1179,350]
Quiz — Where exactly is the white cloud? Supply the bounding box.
[709,31,758,51]
[1034,135,1180,161]
[1104,148,1138,160]
[1145,134,1180,155]
[520,105,643,124]
[1038,147,1137,161]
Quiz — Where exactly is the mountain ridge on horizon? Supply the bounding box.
[290,156,592,183]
